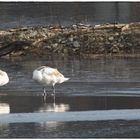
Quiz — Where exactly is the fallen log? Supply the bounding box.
[0,41,32,57]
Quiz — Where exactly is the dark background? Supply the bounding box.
[0,2,140,28]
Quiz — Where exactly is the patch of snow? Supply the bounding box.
[0,109,140,123]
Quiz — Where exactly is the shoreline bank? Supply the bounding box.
[0,22,140,58]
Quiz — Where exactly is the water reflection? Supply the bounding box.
[0,124,9,138]
[38,121,65,131]
[0,95,140,138]
[37,103,70,112]
[0,102,10,137]
[0,95,140,114]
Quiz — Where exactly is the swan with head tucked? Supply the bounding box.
[33,66,69,100]
[0,70,9,86]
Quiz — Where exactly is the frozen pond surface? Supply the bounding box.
[0,56,140,138]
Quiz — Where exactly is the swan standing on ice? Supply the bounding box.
[33,66,69,101]
[0,70,9,86]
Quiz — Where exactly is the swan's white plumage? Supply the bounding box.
[0,70,9,86]
[33,66,69,87]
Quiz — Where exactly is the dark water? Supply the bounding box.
[0,56,140,138]
[1,120,140,138]
[1,96,140,113]
[0,2,140,29]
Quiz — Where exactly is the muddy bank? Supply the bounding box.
[0,22,140,58]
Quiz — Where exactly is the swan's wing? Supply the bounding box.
[0,70,4,76]
[42,67,64,78]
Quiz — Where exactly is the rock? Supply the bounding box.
[58,38,62,43]
[110,45,120,53]
[63,48,68,54]
[121,24,130,32]
[108,36,114,41]
[68,35,74,42]
[115,32,119,36]
[119,44,124,48]
[61,40,67,44]
[94,24,101,28]
[127,43,133,46]
[47,32,55,37]
[52,43,58,48]
[99,37,104,41]
[72,24,78,30]
[73,41,80,47]
[45,45,51,49]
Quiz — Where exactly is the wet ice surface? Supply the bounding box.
[0,56,140,138]
[1,121,140,138]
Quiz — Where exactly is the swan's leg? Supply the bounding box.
[43,88,47,96]
[52,85,55,95]
[53,93,56,107]
[43,88,47,102]
[52,85,56,106]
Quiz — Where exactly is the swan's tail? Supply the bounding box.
[64,77,70,82]
[59,77,69,83]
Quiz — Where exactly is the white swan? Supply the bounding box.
[33,66,69,99]
[0,70,9,86]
